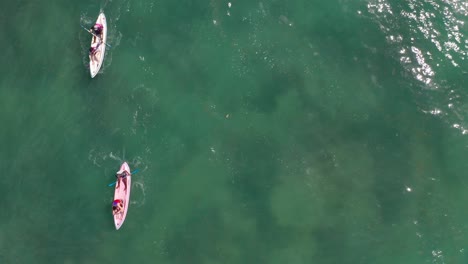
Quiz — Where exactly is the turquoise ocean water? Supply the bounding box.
[1,0,467,263]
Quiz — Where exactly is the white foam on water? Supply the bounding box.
[88,149,125,170]
[131,181,146,207]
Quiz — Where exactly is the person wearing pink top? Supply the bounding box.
[89,23,104,42]
[112,199,124,215]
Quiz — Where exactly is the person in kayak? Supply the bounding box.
[89,23,104,42]
[89,42,101,64]
[115,170,129,191]
[112,199,124,215]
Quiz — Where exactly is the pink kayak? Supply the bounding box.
[113,162,131,230]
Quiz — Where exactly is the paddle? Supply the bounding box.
[81,24,112,48]
[108,169,139,187]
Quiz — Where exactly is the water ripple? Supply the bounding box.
[367,0,467,134]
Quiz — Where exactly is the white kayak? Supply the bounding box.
[89,13,107,78]
[113,162,131,230]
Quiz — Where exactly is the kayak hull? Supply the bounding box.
[89,13,107,78]
[113,162,131,230]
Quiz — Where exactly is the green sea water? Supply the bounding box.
[1,0,468,263]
